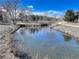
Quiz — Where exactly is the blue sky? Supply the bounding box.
[20,0,79,11]
[0,0,79,16]
[19,0,79,16]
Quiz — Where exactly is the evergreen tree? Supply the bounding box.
[64,10,75,22]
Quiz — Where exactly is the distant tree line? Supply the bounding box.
[0,9,53,24]
[18,13,44,21]
[64,10,79,23]
[17,12,53,22]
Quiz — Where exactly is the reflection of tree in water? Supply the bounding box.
[10,34,32,59]
[20,27,40,34]
[29,28,40,33]
[63,33,72,41]
[10,50,32,59]
[20,28,26,35]
[75,39,79,44]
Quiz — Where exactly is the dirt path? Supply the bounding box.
[57,22,79,28]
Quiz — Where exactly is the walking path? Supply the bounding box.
[52,21,79,40]
[57,22,79,28]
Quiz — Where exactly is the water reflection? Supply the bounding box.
[14,27,79,59]
[63,33,72,41]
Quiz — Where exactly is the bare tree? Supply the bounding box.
[2,0,20,24]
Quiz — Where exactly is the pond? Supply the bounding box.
[14,27,79,59]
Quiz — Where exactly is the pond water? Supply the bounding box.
[14,27,79,59]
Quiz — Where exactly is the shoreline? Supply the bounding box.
[0,25,19,59]
[52,21,79,40]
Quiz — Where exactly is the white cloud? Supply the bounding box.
[32,10,64,18]
[33,11,44,15]
[47,10,64,18]
[48,10,53,13]
[27,5,33,9]
[26,6,64,18]
[27,5,35,11]
[48,10,64,15]
[17,8,64,18]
